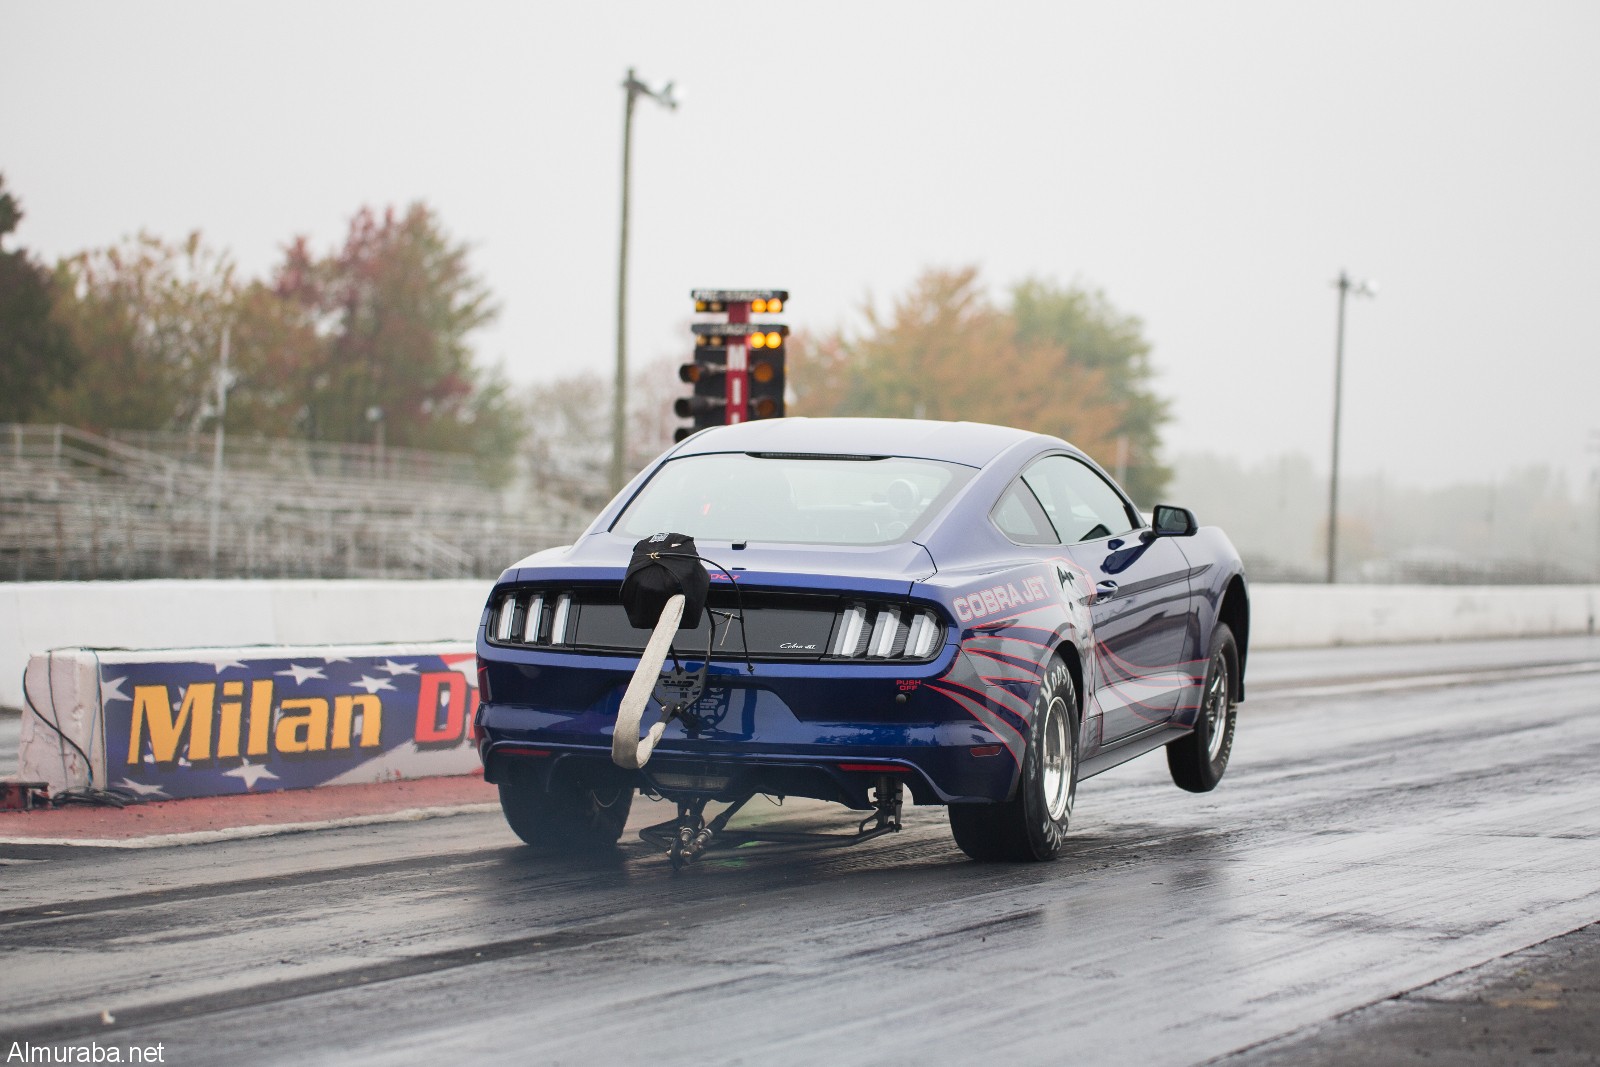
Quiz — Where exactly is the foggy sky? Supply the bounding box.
[5,0,1598,489]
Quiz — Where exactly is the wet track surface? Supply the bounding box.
[3,636,1599,1065]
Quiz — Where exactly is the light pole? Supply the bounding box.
[366,406,385,478]
[207,323,232,576]
[613,68,678,495]
[1326,271,1376,584]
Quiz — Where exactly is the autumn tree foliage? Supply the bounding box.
[264,204,517,464]
[1012,279,1171,501]
[37,202,520,482]
[522,355,683,513]
[45,231,238,433]
[0,176,80,423]
[790,267,1170,502]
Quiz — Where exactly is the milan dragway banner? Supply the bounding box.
[19,643,479,801]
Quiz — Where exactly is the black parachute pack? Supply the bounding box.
[620,532,711,630]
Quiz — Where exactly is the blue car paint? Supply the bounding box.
[475,418,1248,810]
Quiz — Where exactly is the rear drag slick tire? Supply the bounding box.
[499,770,633,852]
[948,659,1078,862]
[1167,622,1238,793]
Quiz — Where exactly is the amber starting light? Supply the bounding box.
[751,298,768,313]
[750,360,775,383]
[749,332,768,349]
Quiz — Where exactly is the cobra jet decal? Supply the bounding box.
[923,562,1095,764]
[951,576,1055,623]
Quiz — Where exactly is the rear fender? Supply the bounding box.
[917,556,1101,767]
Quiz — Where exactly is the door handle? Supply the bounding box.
[1095,580,1119,598]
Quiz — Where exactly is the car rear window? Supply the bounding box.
[612,452,975,546]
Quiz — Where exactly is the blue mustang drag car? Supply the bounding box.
[475,418,1248,865]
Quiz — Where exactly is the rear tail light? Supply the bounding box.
[832,604,867,656]
[525,594,544,641]
[487,591,567,647]
[829,603,942,661]
[549,594,572,645]
[493,597,517,641]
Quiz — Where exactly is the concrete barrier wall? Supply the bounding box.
[20,642,478,797]
[1251,584,1600,648]
[2,580,490,711]
[4,580,1598,709]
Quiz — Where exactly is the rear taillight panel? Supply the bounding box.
[484,587,945,664]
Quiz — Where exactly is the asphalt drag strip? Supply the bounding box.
[2,636,1598,1065]
[9,919,649,1046]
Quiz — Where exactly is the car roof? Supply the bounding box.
[670,417,1050,468]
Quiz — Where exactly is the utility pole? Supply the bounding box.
[613,68,677,495]
[1326,271,1376,584]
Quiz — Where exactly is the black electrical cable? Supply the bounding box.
[51,787,140,808]
[22,650,148,808]
[23,652,94,778]
[649,551,756,675]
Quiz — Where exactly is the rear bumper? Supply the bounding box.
[475,643,1023,806]
[479,732,1017,808]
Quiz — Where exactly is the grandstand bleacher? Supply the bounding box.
[1,424,591,580]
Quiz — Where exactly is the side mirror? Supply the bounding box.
[1145,504,1198,539]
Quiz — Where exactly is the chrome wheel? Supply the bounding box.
[1040,694,1073,821]
[1203,653,1231,762]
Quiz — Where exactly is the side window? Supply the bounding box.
[990,479,1058,545]
[1021,455,1136,543]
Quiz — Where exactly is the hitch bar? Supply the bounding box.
[639,776,905,871]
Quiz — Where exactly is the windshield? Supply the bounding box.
[613,452,975,546]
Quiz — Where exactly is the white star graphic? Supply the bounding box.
[100,676,131,703]
[322,654,352,664]
[275,663,328,685]
[351,674,396,695]
[378,659,419,676]
[115,778,168,798]
[223,760,280,791]
[204,657,249,674]
[441,656,478,688]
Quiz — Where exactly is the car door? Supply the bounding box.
[1022,455,1193,743]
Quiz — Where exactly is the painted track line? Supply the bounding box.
[1254,660,1600,701]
